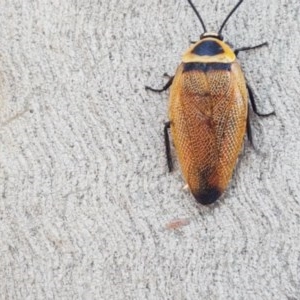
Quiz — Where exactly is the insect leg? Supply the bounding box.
[247,83,275,117]
[145,76,174,93]
[163,73,172,79]
[235,42,268,56]
[164,121,173,172]
[247,104,254,148]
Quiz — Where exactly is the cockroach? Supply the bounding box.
[146,0,274,205]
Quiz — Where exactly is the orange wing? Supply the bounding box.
[169,61,248,204]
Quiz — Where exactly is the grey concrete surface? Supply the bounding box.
[0,0,299,299]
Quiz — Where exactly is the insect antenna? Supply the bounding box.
[187,0,207,33]
[218,0,244,35]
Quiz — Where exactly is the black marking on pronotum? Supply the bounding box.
[183,63,231,73]
[192,40,224,56]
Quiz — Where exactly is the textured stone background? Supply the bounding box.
[0,0,299,299]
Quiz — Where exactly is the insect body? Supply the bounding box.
[146,0,274,205]
[169,36,248,204]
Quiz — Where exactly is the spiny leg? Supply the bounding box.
[164,121,173,172]
[145,76,174,93]
[247,83,275,117]
[235,42,268,56]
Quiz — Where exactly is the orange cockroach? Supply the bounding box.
[146,0,274,205]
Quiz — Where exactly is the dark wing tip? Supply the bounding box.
[193,187,222,205]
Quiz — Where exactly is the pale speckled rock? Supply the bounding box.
[0,0,299,299]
